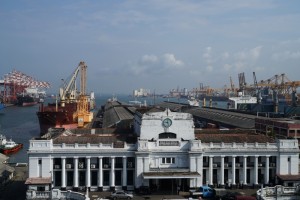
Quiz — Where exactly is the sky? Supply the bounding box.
[1,0,300,95]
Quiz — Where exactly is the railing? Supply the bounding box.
[26,189,86,200]
[52,142,136,151]
[257,185,300,200]
[199,142,277,150]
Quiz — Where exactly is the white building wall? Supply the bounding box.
[139,109,194,140]
[41,157,52,177]
[29,157,38,177]
[135,155,144,188]
[290,155,299,174]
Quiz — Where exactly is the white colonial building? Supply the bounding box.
[26,108,299,195]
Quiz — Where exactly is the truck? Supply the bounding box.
[190,186,216,198]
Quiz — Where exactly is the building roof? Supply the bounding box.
[25,177,51,185]
[156,101,256,129]
[53,132,137,144]
[277,174,300,181]
[195,130,275,143]
[103,101,135,128]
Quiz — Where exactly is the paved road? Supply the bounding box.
[89,189,258,200]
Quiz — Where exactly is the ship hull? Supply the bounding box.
[198,95,228,101]
[37,102,78,135]
[1,143,23,155]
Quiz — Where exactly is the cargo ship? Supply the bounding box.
[37,61,94,135]
[37,101,78,135]
[0,134,23,155]
[17,95,38,106]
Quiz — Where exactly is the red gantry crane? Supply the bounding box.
[0,70,50,105]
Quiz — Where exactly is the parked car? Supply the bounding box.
[190,186,216,198]
[110,191,133,200]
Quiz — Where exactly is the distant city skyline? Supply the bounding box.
[1,0,300,95]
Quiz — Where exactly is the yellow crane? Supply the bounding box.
[76,61,93,127]
[252,73,300,105]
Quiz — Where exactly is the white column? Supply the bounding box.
[232,156,236,185]
[220,156,225,186]
[110,157,115,187]
[61,157,66,188]
[74,157,78,188]
[190,156,196,171]
[122,156,127,188]
[50,156,53,188]
[144,157,149,172]
[265,156,270,185]
[98,157,103,188]
[135,157,144,188]
[86,157,91,188]
[197,155,203,187]
[209,156,213,185]
[189,156,196,188]
[243,156,247,185]
[254,156,258,185]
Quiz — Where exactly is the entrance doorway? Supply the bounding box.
[159,179,176,194]
[149,179,189,194]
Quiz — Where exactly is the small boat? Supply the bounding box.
[0,134,23,155]
[187,97,200,107]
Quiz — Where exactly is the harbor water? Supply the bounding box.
[0,94,227,163]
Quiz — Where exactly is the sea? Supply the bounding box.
[0,94,227,163]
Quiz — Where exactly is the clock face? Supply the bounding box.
[162,118,172,128]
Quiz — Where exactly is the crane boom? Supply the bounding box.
[59,61,87,107]
[59,66,80,107]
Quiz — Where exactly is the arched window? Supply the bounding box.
[159,132,177,139]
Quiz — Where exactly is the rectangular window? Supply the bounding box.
[161,157,175,164]
[224,157,228,163]
[167,157,171,163]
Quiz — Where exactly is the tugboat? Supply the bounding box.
[0,134,23,155]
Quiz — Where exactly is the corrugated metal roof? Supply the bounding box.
[156,101,255,129]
